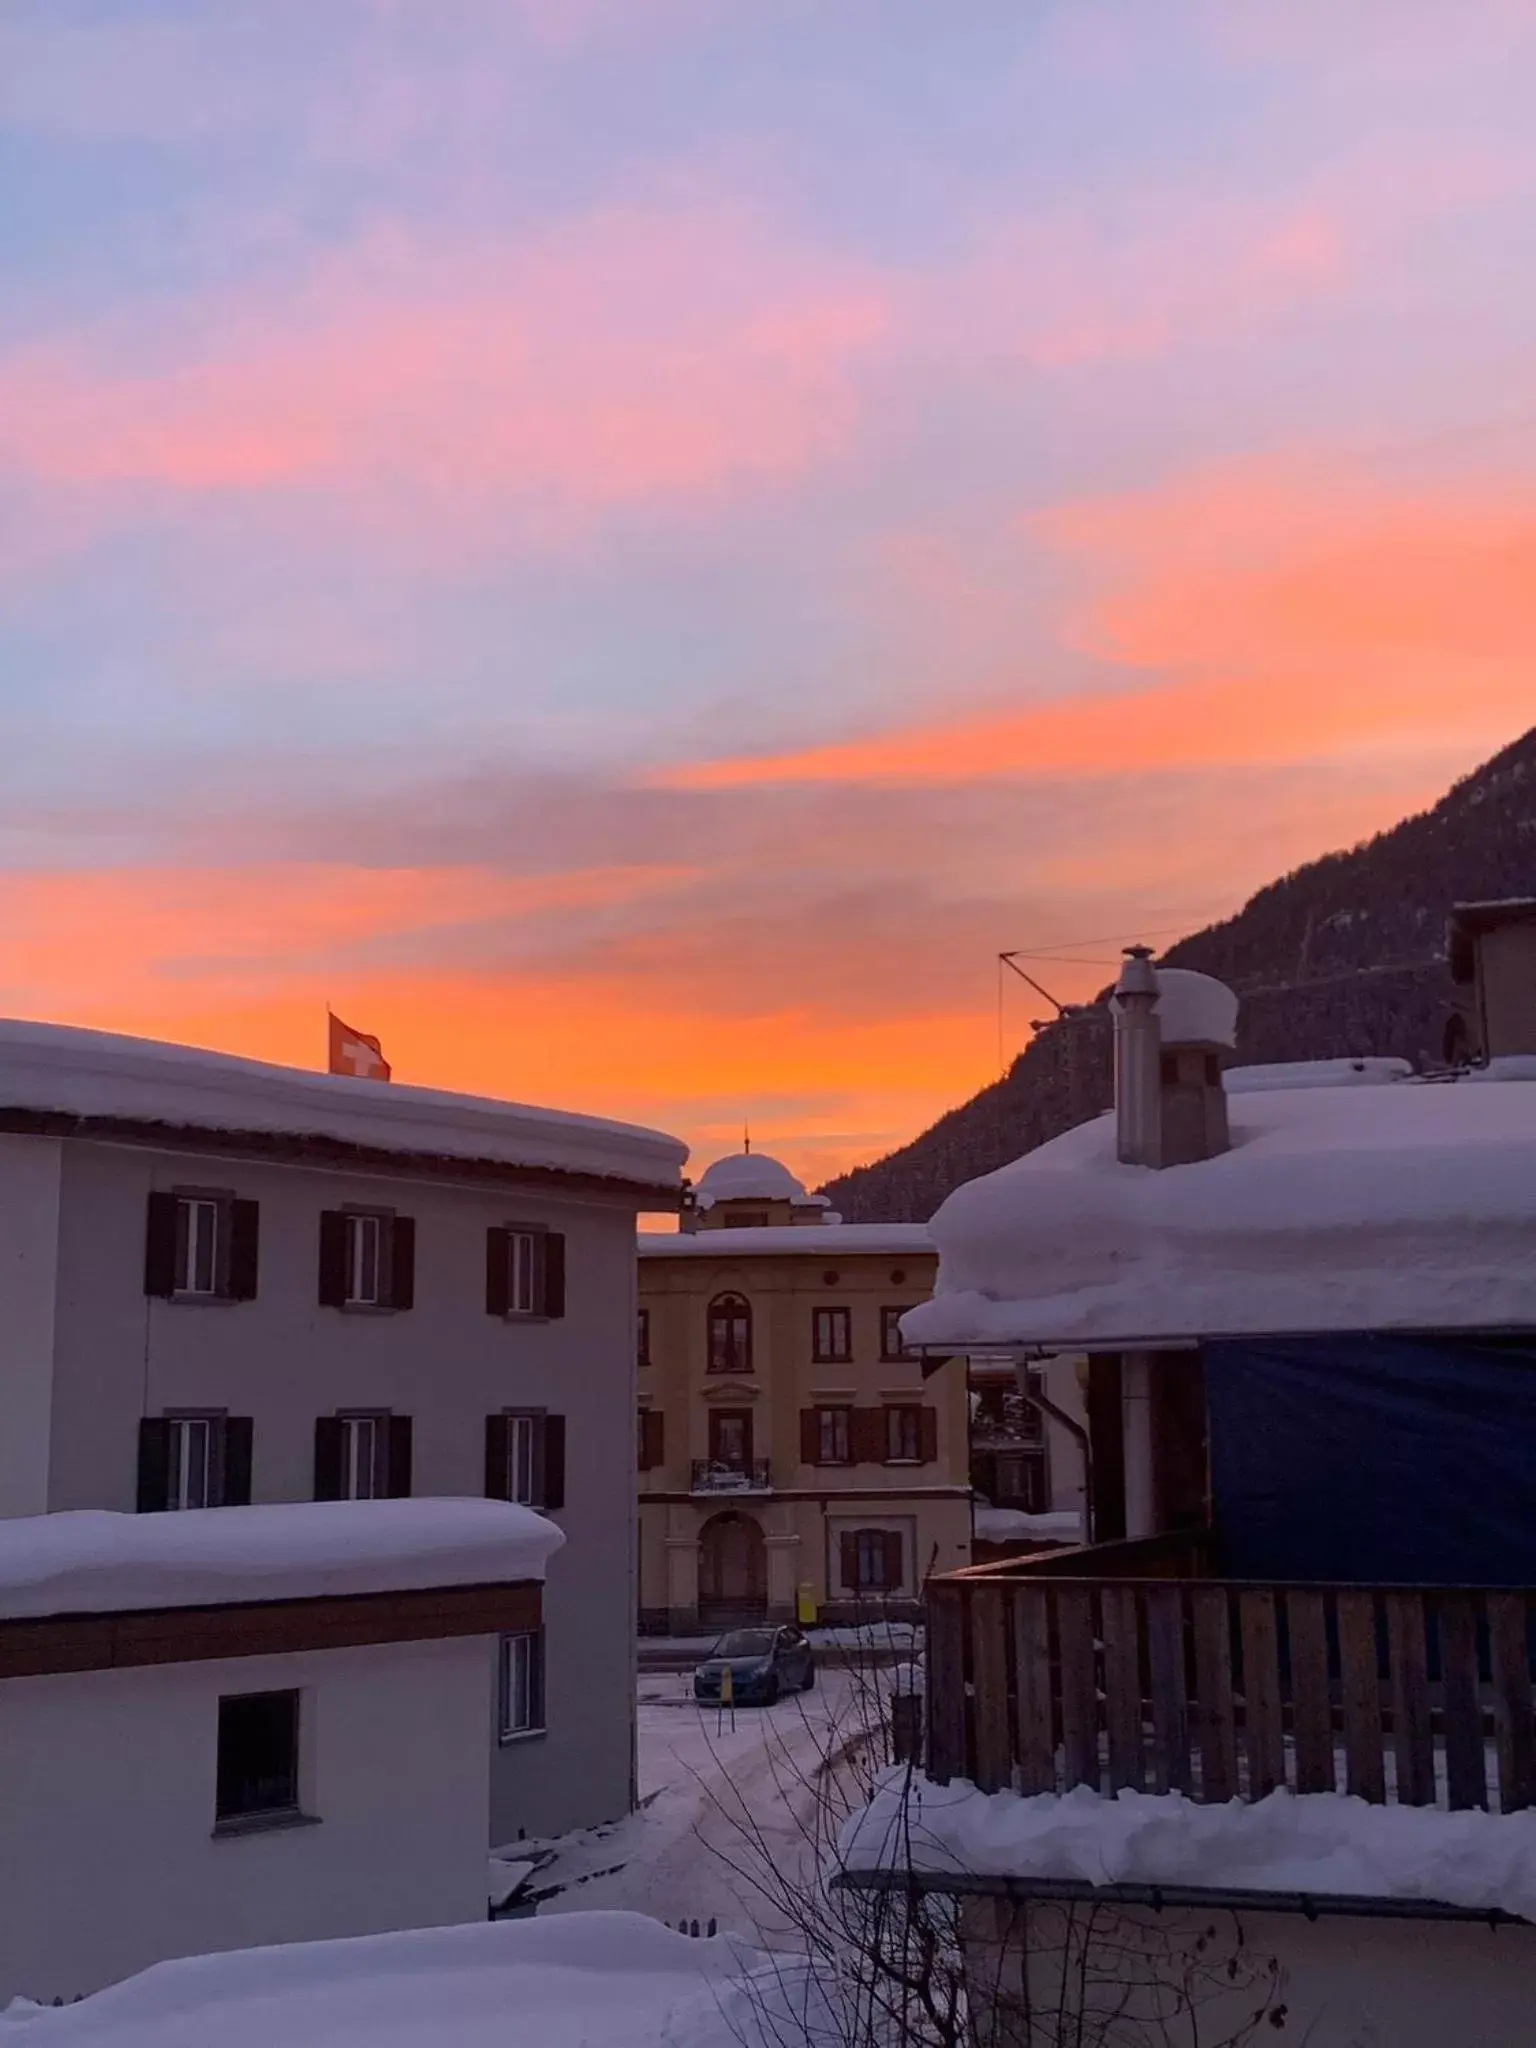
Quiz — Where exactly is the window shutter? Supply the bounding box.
[541,1233,566,1319]
[542,1414,566,1510]
[317,1211,348,1308]
[800,1409,820,1465]
[486,1229,510,1317]
[390,1216,416,1311]
[642,1409,664,1470]
[851,1408,882,1466]
[918,1407,938,1464]
[387,1415,414,1498]
[227,1200,260,1301]
[485,1414,511,1499]
[313,1416,345,1500]
[222,1416,254,1505]
[839,1531,859,1591]
[136,1418,172,1512]
[883,1530,904,1591]
[531,1631,547,1729]
[144,1193,178,1298]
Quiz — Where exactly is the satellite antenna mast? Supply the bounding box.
[997,951,1069,1074]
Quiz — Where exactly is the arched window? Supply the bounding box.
[707,1292,753,1375]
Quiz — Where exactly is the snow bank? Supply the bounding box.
[0,1019,685,1190]
[905,1073,1536,1350]
[1225,1057,1412,1093]
[640,1222,933,1257]
[0,1912,825,2048]
[973,1507,1082,1544]
[1153,969,1237,1049]
[842,1775,1536,1918]
[0,1500,564,1620]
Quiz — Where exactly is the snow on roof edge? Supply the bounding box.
[0,1018,687,1190]
[639,1222,934,1257]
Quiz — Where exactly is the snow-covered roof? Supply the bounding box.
[0,1019,686,1192]
[639,1222,934,1259]
[1153,967,1238,1049]
[692,1148,827,1210]
[0,1500,564,1621]
[842,1775,1536,1921]
[1225,1056,1412,1093]
[904,1070,1536,1351]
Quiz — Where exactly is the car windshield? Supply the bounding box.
[714,1630,774,1658]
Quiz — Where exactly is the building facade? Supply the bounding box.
[637,1150,971,1633]
[0,1020,685,1845]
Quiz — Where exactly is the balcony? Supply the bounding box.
[926,1530,1536,1814]
[690,1458,772,1496]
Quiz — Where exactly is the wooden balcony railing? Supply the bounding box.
[927,1548,1536,1814]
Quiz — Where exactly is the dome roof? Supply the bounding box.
[694,1150,827,1208]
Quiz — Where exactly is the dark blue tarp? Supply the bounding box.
[1204,1334,1536,1585]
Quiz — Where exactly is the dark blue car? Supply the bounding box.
[693,1625,816,1705]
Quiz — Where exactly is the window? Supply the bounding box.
[709,1409,752,1469]
[314,1413,410,1500]
[637,1307,651,1369]
[486,1226,565,1320]
[216,1690,300,1827]
[880,1307,909,1361]
[839,1527,903,1594]
[139,1413,252,1512]
[145,1191,259,1302]
[169,1415,215,1509]
[817,1406,851,1464]
[346,1212,383,1306]
[499,1631,546,1739]
[486,1411,565,1510]
[886,1405,923,1463]
[707,1293,752,1375]
[812,1307,852,1364]
[318,1209,414,1312]
[341,1414,383,1500]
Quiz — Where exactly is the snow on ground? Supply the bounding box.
[0,1913,832,2048]
[0,1500,562,1618]
[503,1664,892,1942]
[843,1773,1536,1919]
[639,1621,920,1657]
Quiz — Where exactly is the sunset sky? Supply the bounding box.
[4,1,1536,1187]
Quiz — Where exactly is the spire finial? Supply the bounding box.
[744,1121,751,1155]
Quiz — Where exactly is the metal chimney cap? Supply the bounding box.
[1114,947,1160,1001]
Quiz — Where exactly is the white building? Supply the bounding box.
[0,1020,686,1844]
[0,1498,562,2006]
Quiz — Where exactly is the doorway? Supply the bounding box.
[698,1512,767,1630]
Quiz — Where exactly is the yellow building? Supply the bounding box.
[637,1149,972,1634]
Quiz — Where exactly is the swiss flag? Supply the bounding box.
[328,1012,391,1081]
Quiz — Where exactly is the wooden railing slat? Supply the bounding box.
[1436,1594,1488,1812]
[1488,1593,1535,1814]
[1102,1587,1144,1792]
[1285,1590,1334,1795]
[1145,1585,1192,1795]
[926,1586,969,1787]
[1191,1588,1237,1803]
[1056,1587,1100,1793]
[970,1587,1012,1794]
[1013,1589,1056,1795]
[1385,1591,1435,1808]
[1337,1591,1385,1804]
[1239,1589,1285,1799]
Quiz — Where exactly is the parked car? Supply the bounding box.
[692,1625,815,1705]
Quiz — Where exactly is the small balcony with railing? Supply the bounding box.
[926,1528,1536,1815]
[690,1457,773,1496]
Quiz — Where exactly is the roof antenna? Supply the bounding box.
[743,1122,751,1155]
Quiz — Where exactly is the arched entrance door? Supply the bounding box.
[698,1512,767,1631]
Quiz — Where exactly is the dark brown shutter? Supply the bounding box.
[851,1408,882,1466]
[387,1415,414,1498]
[839,1531,859,1591]
[136,1418,172,1511]
[390,1216,416,1311]
[222,1416,254,1505]
[313,1417,345,1500]
[542,1414,566,1510]
[541,1232,566,1319]
[918,1407,938,1464]
[640,1409,664,1470]
[883,1530,904,1591]
[227,1200,260,1301]
[318,1211,348,1308]
[486,1229,510,1317]
[800,1409,820,1465]
[485,1414,511,1499]
[144,1193,178,1298]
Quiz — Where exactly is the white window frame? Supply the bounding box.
[344,1212,385,1308]
[168,1415,218,1510]
[855,1528,892,1592]
[499,1630,545,1740]
[175,1196,223,1297]
[508,1230,541,1317]
[812,1307,852,1363]
[505,1411,542,1508]
[339,1413,385,1500]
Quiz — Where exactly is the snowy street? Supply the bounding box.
[502,1662,896,1942]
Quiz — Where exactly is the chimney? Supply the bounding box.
[1113,947,1162,1166]
[1446,901,1536,1062]
[1114,954,1239,1168]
